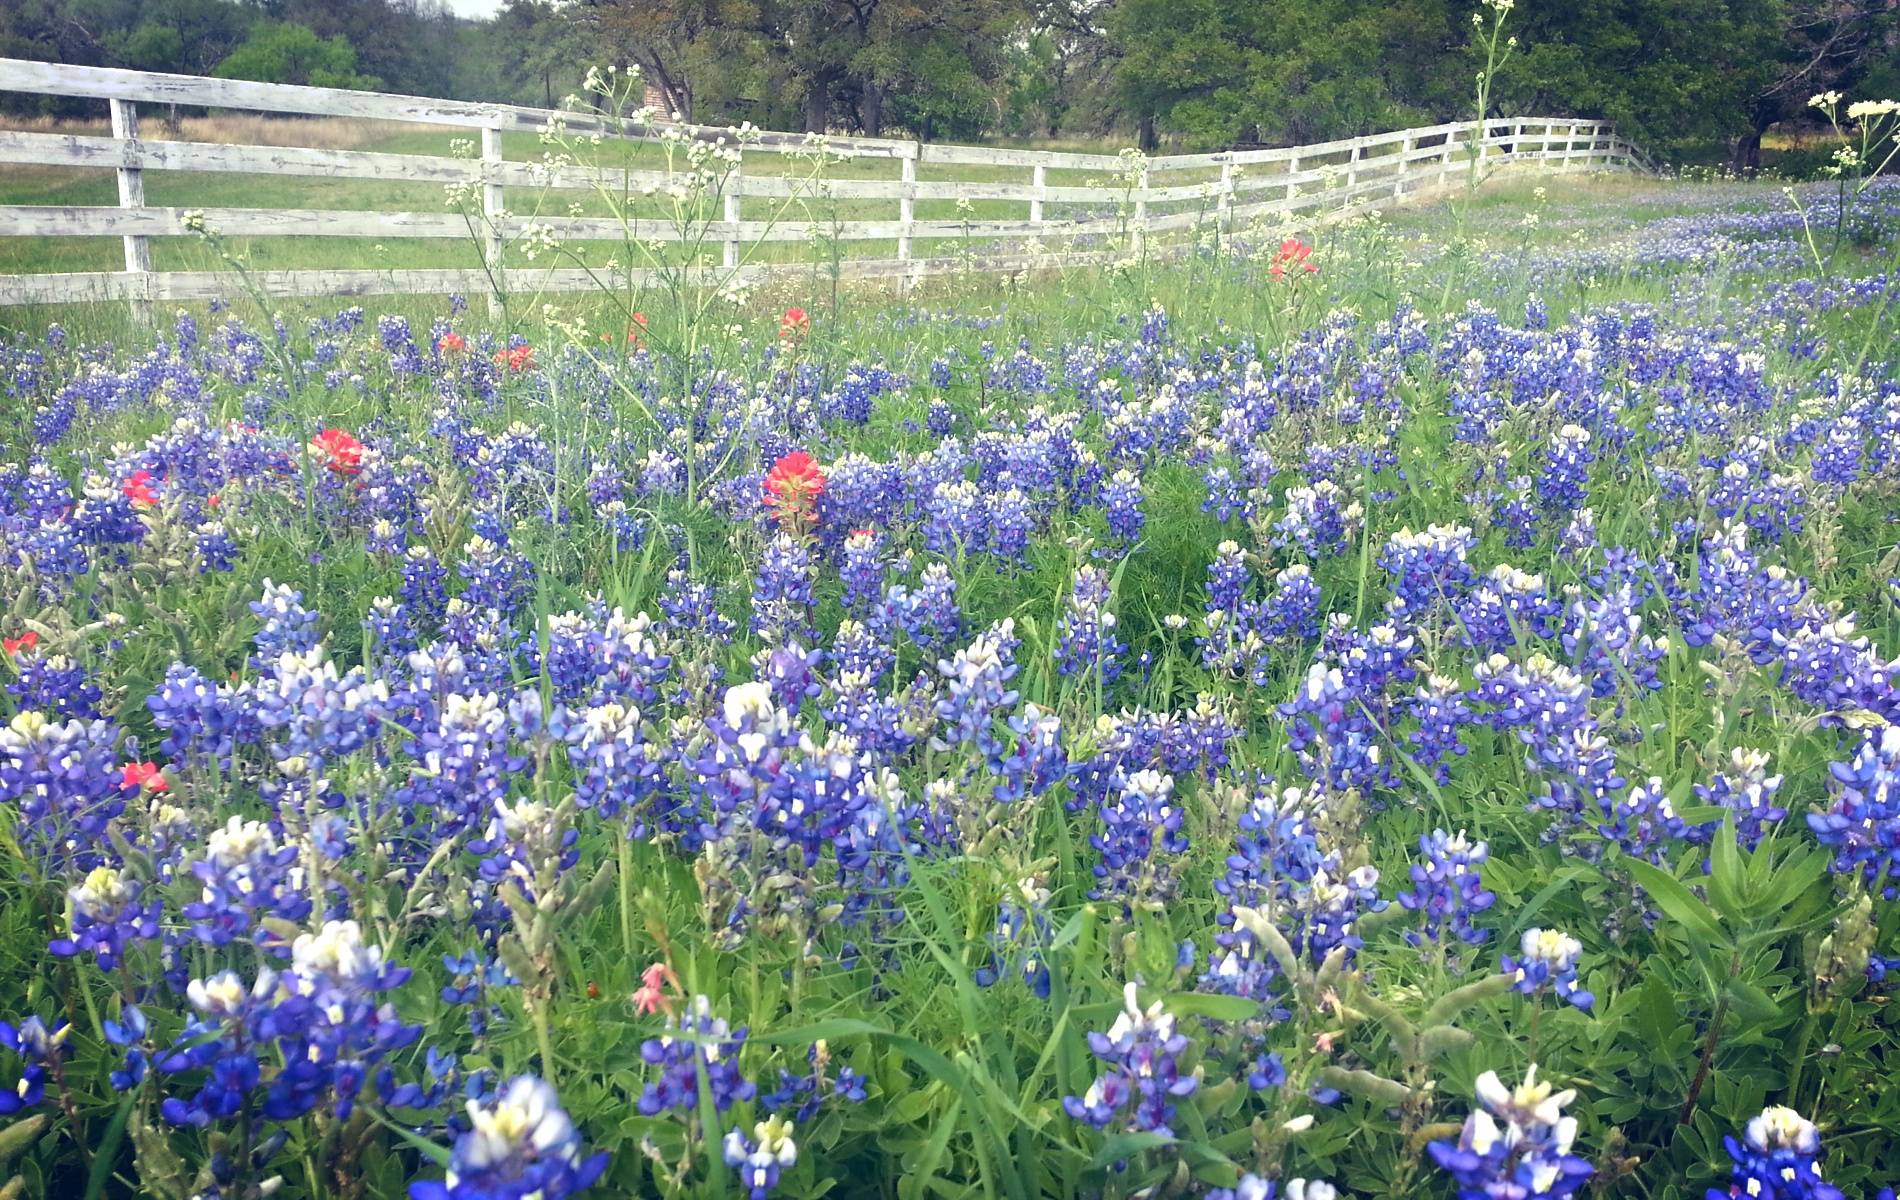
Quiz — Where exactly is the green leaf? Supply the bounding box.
[83,1101,131,1200]
[1707,815,1743,920]
[1089,1131,1174,1169]
[1162,993,1262,1023]
[1622,858,1731,948]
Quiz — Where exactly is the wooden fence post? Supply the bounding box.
[1395,134,1413,201]
[481,121,504,318]
[1031,162,1046,226]
[1219,157,1235,238]
[109,98,152,324]
[1345,139,1361,193]
[1285,153,1301,207]
[1133,164,1150,256]
[898,143,918,292]
[723,147,742,268]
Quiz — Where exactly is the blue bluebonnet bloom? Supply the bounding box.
[1397,830,1496,946]
[1429,1067,1592,1200]
[1056,566,1125,685]
[0,1016,67,1113]
[1809,726,1900,898]
[1090,768,1187,910]
[1063,983,1198,1137]
[408,1075,609,1200]
[1707,1107,1846,1200]
[1101,468,1145,544]
[48,865,161,969]
[639,994,756,1115]
[974,876,1053,997]
[724,1114,798,1200]
[0,710,125,875]
[1502,928,1594,1010]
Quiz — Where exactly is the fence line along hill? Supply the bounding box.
[0,58,1655,312]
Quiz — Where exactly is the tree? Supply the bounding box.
[585,0,767,123]
[214,20,380,89]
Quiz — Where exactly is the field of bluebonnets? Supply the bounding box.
[2,163,1900,1200]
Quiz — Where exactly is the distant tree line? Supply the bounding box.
[2,0,1896,164]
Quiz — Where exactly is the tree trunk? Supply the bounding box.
[804,76,829,134]
[1730,127,1762,175]
[860,81,884,138]
[1138,112,1156,152]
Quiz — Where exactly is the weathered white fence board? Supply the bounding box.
[0,57,1648,310]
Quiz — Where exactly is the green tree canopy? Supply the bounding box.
[213,20,380,90]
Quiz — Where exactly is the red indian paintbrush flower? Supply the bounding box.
[494,344,535,372]
[311,428,365,476]
[763,449,826,533]
[122,470,159,507]
[437,332,466,354]
[1269,237,1318,278]
[120,761,168,793]
[2,630,38,657]
[778,307,810,341]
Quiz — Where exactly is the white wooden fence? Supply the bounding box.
[0,58,1655,312]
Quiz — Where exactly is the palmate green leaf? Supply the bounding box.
[1620,857,1731,949]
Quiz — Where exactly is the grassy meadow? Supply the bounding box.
[1,120,1899,1200]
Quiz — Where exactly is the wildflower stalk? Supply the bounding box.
[1678,947,1740,1126]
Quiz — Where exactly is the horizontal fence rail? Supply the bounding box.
[0,58,1655,312]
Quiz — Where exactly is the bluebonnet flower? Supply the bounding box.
[1704,1107,1842,1200]
[1279,662,1391,795]
[1397,830,1495,946]
[408,1075,609,1200]
[1429,1067,1592,1200]
[1501,928,1594,1010]
[933,621,1020,771]
[1056,566,1124,685]
[182,815,311,948]
[923,479,988,554]
[751,532,817,646]
[839,528,886,615]
[883,563,961,650]
[401,546,451,626]
[1694,744,1778,846]
[974,876,1053,997]
[1597,775,1712,862]
[1063,983,1198,1137]
[1257,565,1322,644]
[249,578,321,665]
[995,703,1067,805]
[724,1114,798,1200]
[48,865,161,970]
[1535,424,1594,515]
[1101,468,1145,543]
[1090,768,1187,910]
[0,711,125,875]
[1275,481,1362,558]
[4,652,104,719]
[1808,725,1900,898]
[1380,524,1477,625]
[458,533,536,619]
[659,567,736,638]
[639,994,756,1115]
[0,1016,67,1113]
